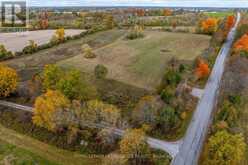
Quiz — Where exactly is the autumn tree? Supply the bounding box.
[136,9,145,17]
[201,18,218,34]
[203,131,246,165]
[195,59,210,79]
[120,129,151,165]
[55,28,65,42]
[234,33,248,53]
[163,9,172,16]
[225,15,235,31]
[82,100,121,127]
[32,90,70,131]
[0,65,18,97]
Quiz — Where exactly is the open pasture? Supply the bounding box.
[59,31,210,90]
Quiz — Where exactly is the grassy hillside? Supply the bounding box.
[0,124,100,165]
[58,31,210,89]
[0,140,57,165]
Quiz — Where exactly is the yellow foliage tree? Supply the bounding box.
[83,100,121,127]
[120,129,151,164]
[203,131,246,165]
[82,44,95,58]
[0,65,18,97]
[32,90,70,131]
[55,28,65,42]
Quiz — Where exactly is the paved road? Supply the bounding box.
[0,29,85,52]
[172,12,241,165]
[0,100,180,157]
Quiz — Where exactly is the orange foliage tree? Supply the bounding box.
[201,18,218,34]
[225,15,235,30]
[195,59,210,79]
[136,9,145,17]
[164,9,172,16]
[171,21,177,30]
[234,34,248,53]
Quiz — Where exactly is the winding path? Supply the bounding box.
[173,12,241,165]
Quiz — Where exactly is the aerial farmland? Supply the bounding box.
[0,3,247,165]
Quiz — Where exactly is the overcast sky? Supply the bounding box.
[1,0,248,8]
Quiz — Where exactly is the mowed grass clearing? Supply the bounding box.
[58,31,210,90]
[0,124,101,165]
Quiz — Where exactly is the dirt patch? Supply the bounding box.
[0,30,86,52]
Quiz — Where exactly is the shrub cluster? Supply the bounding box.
[94,64,108,79]
[82,44,95,58]
[42,64,97,101]
[0,44,13,60]
[23,40,38,54]
[126,25,144,40]
[158,66,182,104]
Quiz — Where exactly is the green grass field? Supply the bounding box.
[58,31,210,90]
[0,140,57,165]
[0,124,100,165]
